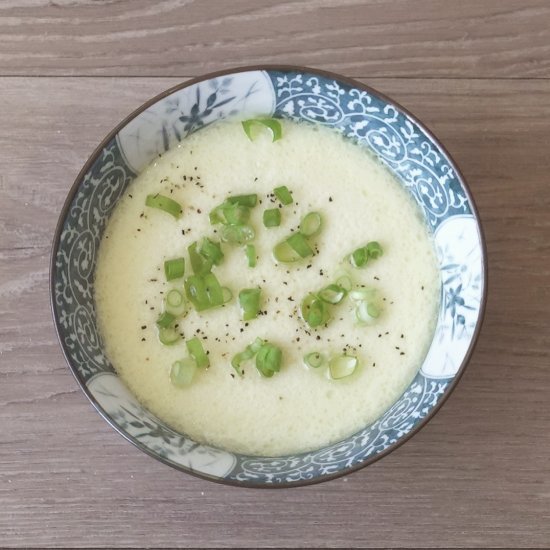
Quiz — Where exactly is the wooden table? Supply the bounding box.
[1,1,549,547]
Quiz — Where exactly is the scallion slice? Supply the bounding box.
[304,351,325,369]
[145,194,182,219]
[301,293,329,328]
[273,239,301,263]
[329,355,358,379]
[188,242,212,276]
[158,326,181,346]
[231,337,264,375]
[273,185,293,205]
[349,288,376,302]
[199,238,224,266]
[356,300,380,324]
[255,343,282,377]
[164,289,186,317]
[220,224,255,245]
[156,311,176,328]
[286,232,314,258]
[366,241,383,259]
[170,358,197,387]
[350,246,368,268]
[238,288,262,321]
[242,118,282,142]
[299,212,322,237]
[184,273,225,311]
[263,208,281,228]
[227,194,258,207]
[318,284,347,305]
[164,257,185,281]
[204,272,224,307]
[186,337,209,369]
[245,244,257,267]
[335,274,353,292]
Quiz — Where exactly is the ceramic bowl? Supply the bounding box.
[50,66,487,487]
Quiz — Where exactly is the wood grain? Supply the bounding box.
[1,0,550,78]
[1,75,549,548]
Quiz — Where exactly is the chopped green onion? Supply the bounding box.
[158,326,181,346]
[220,224,255,245]
[318,284,347,304]
[184,273,225,311]
[273,239,301,263]
[366,241,383,259]
[329,355,358,379]
[273,185,293,205]
[204,272,224,307]
[199,238,224,266]
[231,337,264,374]
[242,118,282,142]
[286,232,314,258]
[164,289,186,317]
[210,201,251,225]
[349,288,376,302]
[186,337,209,369]
[170,358,197,387]
[145,194,182,219]
[245,244,257,267]
[301,293,330,328]
[263,208,281,228]
[238,288,262,321]
[304,352,325,369]
[222,286,233,304]
[227,194,258,207]
[350,246,368,268]
[299,212,322,237]
[356,300,381,324]
[335,274,353,292]
[188,242,212,275]
[164,257,185,281]
[255,343,282,377]
[156,311,176,328]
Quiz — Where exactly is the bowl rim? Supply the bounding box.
[49,64,488,488]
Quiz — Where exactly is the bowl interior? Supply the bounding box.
[51,67,486,486]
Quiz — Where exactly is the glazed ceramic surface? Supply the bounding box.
[51,67,486,487]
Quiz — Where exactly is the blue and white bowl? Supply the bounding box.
[50,66,487,487]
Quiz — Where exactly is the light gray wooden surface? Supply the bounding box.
[1,2,549,548]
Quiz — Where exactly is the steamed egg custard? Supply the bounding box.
[94,119,440,456]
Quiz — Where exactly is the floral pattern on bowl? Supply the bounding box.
[51,67,486,487]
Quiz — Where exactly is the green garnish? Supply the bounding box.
[199,238,224,266]
[231,337,264,374]
[186,337,209,369]
[304,352,325,369]
[255,343,283,378]
[158,326,181,346]
[184,272,226,311]
[164,257,185,281]
[335,274,353,292]
[299,212,322,237]
[318,284,347,305]
[329,354,358,379]
[145,194,182,219]
[220,224,255,245]
[164,289,186,317]
[349,241,384,268]
[273,239,301,263]
[188,241,212,275]
[242,118,282,142]
[263,208,281,228]
[300,293,330,328]
[355,300,380,324]
[286,232,314,258]
[238,288,262,321]
[245,244,257,267]
[273,185,293,205]
[156,311,176,328]
[227,194,258,207]
[170,358,197,387]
